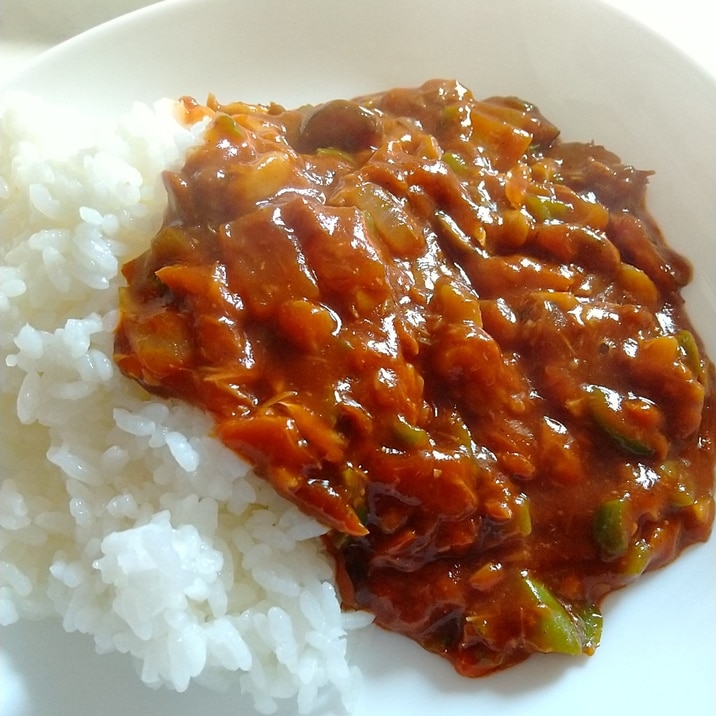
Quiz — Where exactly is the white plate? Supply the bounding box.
[1,0,715,714]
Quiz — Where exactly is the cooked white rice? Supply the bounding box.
[0,92,371,714]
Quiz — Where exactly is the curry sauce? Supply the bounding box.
[115,80,715,675]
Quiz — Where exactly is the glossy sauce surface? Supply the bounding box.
[115,80,715,675]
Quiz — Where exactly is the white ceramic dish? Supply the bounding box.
[1,1,715,714]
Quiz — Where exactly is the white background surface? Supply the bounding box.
[0,0,714,80]
[2,1,716,80]
[0,1,715,716]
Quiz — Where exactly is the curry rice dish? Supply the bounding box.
[2,80,715,711]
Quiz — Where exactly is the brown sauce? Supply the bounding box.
[114,80,715,675]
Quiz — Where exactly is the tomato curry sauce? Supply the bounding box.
[115,80,715,675]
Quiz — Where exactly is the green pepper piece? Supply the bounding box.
[572,603,603,654]
[443,151,469,175]
[586,385,658,456]
[594,497,632,558]
[676,329,705,382]
[518,573,588,655]
[513,494,532,537]
[390,415,431,449]
[652,459,696,511]
[465,571,602,656]
[621,537,652,576]
[213,113,244,140]
[524,193,569,222]
[315,146,357,165]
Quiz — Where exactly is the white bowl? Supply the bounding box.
[1,1,714,715]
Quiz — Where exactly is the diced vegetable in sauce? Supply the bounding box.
[115,80,715,676]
